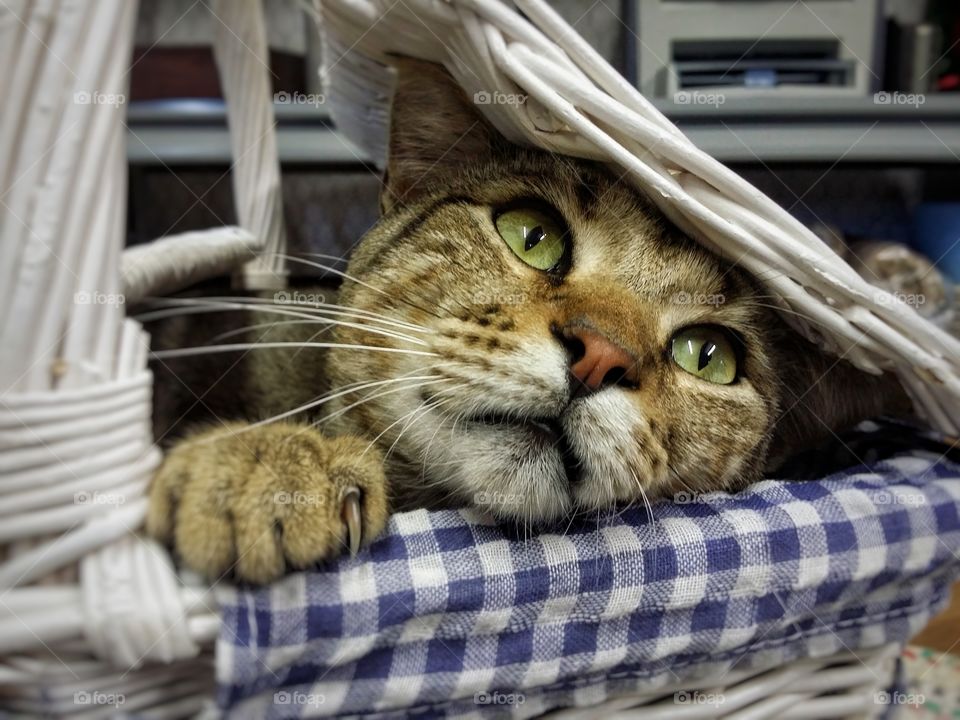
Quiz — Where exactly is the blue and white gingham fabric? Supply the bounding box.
[215,430,960,718]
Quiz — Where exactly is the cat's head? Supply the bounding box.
[326,59,904,523]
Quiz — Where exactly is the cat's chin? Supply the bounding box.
[405,388,667,524]
[422,391,664,525]
[440,415,576,525]
[467,412,580,480]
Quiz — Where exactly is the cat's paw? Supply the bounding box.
[146,422,389,584]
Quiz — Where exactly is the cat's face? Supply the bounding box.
[325,60,895,524]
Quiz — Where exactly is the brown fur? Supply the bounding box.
[147,59,910,583]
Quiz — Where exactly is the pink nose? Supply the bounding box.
[565,328,639,393]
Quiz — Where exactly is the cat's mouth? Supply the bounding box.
[468,411,581,484]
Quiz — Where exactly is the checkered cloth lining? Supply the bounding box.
[215,443,960,719]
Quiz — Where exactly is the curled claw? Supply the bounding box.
[341,487,363,557]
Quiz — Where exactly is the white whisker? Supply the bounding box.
[362,396,455,459]
[382,400,436,467]
[138,295,433,336]
[138,298,430,346]
[176,374,443,448]
[275,253,485,324]
[315,375,451,427]
[151,342,437,360]
[278,254,443,320]
[205,319,334,345]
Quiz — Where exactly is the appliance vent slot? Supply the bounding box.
[672,39,853,89]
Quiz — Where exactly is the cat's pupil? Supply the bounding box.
[524,225,546,252]
[698,341,716,371]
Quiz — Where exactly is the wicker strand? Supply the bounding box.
[210,0,289,290]
[0,0,217,699]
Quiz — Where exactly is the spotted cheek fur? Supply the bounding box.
[428,306,570,423]
[657,376,773,498]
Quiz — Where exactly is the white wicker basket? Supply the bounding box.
[0,0,950,717]
[545,644,899,719]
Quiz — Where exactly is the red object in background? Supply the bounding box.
[128,47,305,101]
[939,74,960,92]
[929,0,960,91]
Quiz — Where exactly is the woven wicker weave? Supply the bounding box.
[0,1,952,717]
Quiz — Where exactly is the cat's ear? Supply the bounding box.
[381,57,500,213]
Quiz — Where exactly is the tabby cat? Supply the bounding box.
[146,59,909,584]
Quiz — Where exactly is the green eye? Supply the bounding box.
[494,207,568,271]
[671,326,738,385]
